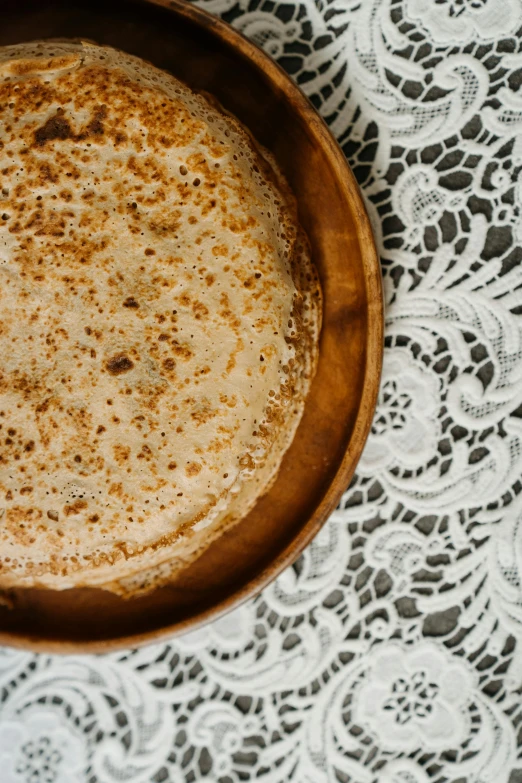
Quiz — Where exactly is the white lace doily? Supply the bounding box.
[2,1,522,781]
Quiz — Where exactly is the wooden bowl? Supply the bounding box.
[0,0,383,652]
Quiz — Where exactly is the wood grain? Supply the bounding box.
[0,0,383,652]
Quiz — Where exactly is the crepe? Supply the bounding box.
[0,41,321,594]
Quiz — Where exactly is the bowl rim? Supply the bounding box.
[0,0,383,653]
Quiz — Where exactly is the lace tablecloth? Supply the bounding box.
[2,1,522,781]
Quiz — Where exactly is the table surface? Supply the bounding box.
[2,1,522,782]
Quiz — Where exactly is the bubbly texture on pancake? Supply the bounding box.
[0,41,321,593]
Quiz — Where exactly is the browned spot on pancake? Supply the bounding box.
[108,482,123,498]
[34,111,72,146]
[239,453,255,470]
[212,244,228,257]
[177,292,191,307]
[34,102,108,150]
[218,293,241,331]
[137,443,152,460]
[123,297,139,308]
[185,461,202,477]
[225,355,236,374]
[106,354,134,375]
[86,105,107,137]
[171,341,193,360]
[192,300,209,320]
[113,444,130,465]
[219,393,237,408]
[63,499,87,516]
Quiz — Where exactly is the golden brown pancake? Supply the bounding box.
[0,41,321,594]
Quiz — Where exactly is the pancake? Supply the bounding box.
[0,41,321,594]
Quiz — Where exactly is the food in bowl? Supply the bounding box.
[0,41,321,595]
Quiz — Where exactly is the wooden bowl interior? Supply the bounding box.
[0,0,382,652]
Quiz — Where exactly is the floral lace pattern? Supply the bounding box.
[2,0,522,780]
